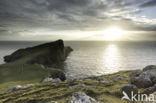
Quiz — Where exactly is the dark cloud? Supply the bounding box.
[140,0,156,8]
[0,0,155,40]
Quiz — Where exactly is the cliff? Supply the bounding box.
[4,39,73,67]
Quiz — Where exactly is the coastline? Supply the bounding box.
[1,40,156,103]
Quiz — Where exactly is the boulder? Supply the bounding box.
[51,78,61,83]
[120,84,138,98]
[23,84,34,89]
[143,65,156,72]
[42,77,53,83]
[6,85,23,93]
[70,92,98,103]
[143,84,156,95]
[4,39,73,67]
[50,70,66,81]
[112,74,123,81]
[130,65,156,88]
[129,70,142,78]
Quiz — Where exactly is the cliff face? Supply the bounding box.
[4,39,73,67]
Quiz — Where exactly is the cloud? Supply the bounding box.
[0,0,155,40]
[140,0,156,8]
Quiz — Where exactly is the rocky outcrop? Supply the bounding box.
[6,84,34,93]
[119,65,156,98]
[112,74,123,81]
[130,65,156,88]
[120,84,138,98]
[70,92,98,103]
[42,77,53,83]
[50,69,66,81]
[143,84,156,94]
[120,65,156,96]
[4,39,73,67]
[51,78,62,83]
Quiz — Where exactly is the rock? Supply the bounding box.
[50,101,57,103]
[23,84,34,89]
[130,65,156,88]
[69,84,86,90]
[143,65,156,72]
[129,70,142,78]
[130,73,153,88]
[143,84,156,95]
[120,84,138,98]
[6,84,34,93]
[112,74,123,81]
[50,70,66,81]
[70,92,97,103]
[6,85,22,93]
[42,77,53,83]
[4,39,73,68]
[51,78,61,83]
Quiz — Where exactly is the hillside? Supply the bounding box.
[0,71,132,103]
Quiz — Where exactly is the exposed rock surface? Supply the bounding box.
[50,70,66,81]
[42,77,53,83]
[51,78,62,83]
[130,65,156,88]
[112,74,123,81]
[120,65,156,98]
[143,84,156,95]
[6,85,22,93]
[4,39,73,67]
[6,84,34,93]
[70,92,98,103]
[120,84,138,98]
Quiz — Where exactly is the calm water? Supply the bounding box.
[1,41,156,79]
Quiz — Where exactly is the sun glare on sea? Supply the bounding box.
[103,27,125,41]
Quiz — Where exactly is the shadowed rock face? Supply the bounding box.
[4,39,73,67]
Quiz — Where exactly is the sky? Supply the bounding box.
[0,0,156,41]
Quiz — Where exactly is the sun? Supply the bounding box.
[103,27,125,41]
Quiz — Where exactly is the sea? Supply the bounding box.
[1,41,156,79]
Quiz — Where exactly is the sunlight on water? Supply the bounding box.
[102,44,121,73]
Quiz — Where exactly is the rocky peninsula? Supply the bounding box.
[4,39,73,68]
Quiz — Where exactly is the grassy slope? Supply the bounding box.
[0,71,133,103]
[0,56,64,94]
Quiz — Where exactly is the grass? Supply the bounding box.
[0,70,134,103]
[0,58,65,94]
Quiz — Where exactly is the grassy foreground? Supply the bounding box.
[0,60,65,94]
[0,70,133,103]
